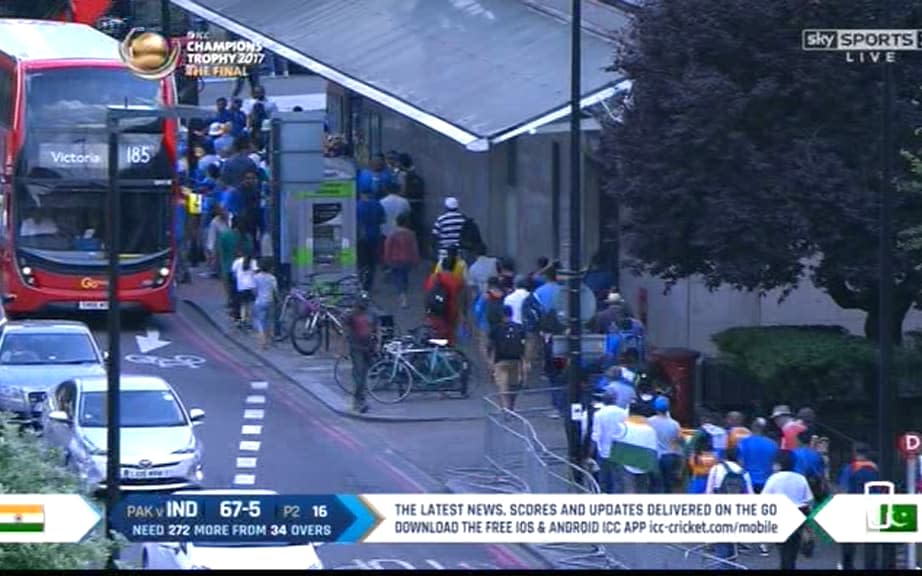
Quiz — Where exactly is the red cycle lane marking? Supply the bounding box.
[173,315,530,568]
[171,313,357,452]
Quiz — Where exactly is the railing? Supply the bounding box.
[448,387,626,569]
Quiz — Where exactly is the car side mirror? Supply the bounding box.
[188,408,205,424]
[47,410,70,424]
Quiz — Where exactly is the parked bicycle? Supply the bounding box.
[366,335,472,404]
[274,273,361,344]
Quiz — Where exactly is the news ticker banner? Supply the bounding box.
[108,494,805,544]
[2,492,920,545]
[0,495,101,543]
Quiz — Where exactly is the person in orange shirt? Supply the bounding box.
[771,405,806,450]
[726,411,752,452]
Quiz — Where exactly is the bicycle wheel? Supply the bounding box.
[367,359,413,404]
[333,354,354,395]
[441,348,474,398]
[291,313,323,356]
[273,299,295,342]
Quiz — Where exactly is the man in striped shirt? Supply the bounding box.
[432,197,466,255]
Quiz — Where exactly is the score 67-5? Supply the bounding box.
[219,500,262,518]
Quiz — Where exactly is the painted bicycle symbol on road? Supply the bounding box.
[124,354,207,369]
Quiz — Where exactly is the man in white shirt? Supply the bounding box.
[502,275,531,325]
[762,450,814,570]
[379,183,410,237]
[705,448,753,567]
[590,391,629,494]
[243,85,279,117]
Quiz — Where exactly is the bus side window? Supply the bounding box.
[0,68,11,126]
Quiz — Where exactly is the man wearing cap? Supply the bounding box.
[771,405,806,450]
[432,197,466,255]
[647,396,684,493]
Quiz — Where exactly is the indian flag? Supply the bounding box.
[607,418,658,474]
[0,505,44,533]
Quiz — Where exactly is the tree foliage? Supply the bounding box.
[602,0,922,342]
[0,418,114,570]
[0,0,72,19]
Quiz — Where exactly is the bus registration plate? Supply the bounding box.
[78,301,108,310]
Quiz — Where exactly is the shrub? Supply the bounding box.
[711,326,877,406]
[0,417,116,569]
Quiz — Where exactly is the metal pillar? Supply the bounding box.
[104,116,122,568]
[565,0,586,473]
[878,0,896,568]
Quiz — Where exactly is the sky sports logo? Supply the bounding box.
[802,30,921,63]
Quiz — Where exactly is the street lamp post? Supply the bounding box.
[565,0,586,476]
[104,105,209,565]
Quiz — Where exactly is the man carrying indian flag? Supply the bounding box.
[0,504,44,533]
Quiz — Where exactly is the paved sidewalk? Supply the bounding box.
[179,265,553,422]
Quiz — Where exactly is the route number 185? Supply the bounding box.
[125,145,152,164]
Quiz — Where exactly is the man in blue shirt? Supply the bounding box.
[533,264,561,312]
[209,97,233,126]
[737,417,778,493]
[356,153,393,199]
[837,442,882,569]
[356,189,385,291]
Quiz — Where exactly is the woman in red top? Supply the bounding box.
[383,213,420,308]
[423,252,464,344]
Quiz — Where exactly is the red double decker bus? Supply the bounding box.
[0,19,179,315]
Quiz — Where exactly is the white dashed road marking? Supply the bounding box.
[233,474,256,485]
[236,457,258,469]
[234,382,268,486]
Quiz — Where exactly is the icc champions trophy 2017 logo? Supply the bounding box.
[118,29,181,80]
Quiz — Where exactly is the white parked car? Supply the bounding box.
[141,490,324,570]
[0,320,105,426]
[40,375,205,492]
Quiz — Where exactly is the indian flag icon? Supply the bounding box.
[0,505,44,533]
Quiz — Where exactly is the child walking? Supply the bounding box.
[252,257,279,349]
[231,248,258,328]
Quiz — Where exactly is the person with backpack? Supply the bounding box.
[488,305,526,411]
[344,292,378,414]
[474,276,506,370]
[423,252,464,345]
[761,450,814,570]
[792,429,826,558]
[705,446,754,565]
[836,442,883,570]
[431,197,466,256]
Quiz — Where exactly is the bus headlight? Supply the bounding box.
[159,267,170,277]
[21,266,31,276]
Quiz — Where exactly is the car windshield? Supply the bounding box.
[0,332,98,365]
[79,390,187,427]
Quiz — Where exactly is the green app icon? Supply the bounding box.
[870,504,918,533]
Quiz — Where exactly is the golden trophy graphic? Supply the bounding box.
[118,29,180,80]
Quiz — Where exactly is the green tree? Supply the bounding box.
[601,0,922,343]
[0,419,114,569]
[0,0,72,19]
